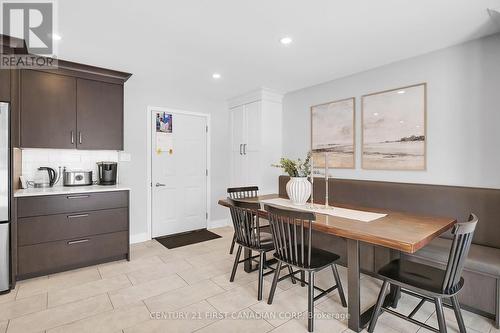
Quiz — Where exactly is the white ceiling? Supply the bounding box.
[56,0,500,102]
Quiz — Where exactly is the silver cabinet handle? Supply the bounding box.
[67,214,89,220]
[71,131,74,144]
[67,239,89,245]
[79,132,82,144]
[155,183,166,187]
[243,144,247,155]
[239,144,243,155]
[67,195,90,199]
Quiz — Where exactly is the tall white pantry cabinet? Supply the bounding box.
[228,88,283,194]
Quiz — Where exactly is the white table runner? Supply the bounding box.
[260,198,387,222]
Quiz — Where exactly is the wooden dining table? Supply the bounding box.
[218,194,456,332]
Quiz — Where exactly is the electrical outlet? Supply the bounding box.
[119,152,132,162]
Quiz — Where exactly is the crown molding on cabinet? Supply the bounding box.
[0,34,28,54]
[227,87,284,109]
[0,34,131,84]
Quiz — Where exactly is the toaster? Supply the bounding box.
[63,169,93,186]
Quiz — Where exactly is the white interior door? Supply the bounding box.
[152,111,207,237]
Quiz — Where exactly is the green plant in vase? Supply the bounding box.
[272,152,312,205]
[272,152,311,177]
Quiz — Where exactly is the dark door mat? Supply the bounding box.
[155,229,222,249]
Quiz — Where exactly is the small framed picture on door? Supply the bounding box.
[156,112,173,133]
[156,112,174,153]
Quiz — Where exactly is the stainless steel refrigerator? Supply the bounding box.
[0,102,10,292]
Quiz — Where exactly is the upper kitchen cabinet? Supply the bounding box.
[0,69,10,102]
[76,79,123,150]
[16,59,131,150]
[20,70,77,149]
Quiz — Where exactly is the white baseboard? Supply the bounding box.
[207,218,229,229]
[130,232,150,244]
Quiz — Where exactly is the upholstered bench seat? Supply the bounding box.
[407,237,500,278]
[279,175,500,327]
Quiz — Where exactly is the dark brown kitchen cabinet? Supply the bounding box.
[20,70,77,148]
[17,190,130,280]
[76,79,123,150]
[18,231,128,277]
[17,190,128,217]
[18,208,128,246]
[15,59,131,150]
[0,69,10,101]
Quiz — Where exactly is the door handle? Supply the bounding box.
[239,144,243,155]
[67,239,89,245]
[71,131,74,144]
[79,132,82,144]
[67,213,89,220]
[155,183,166,187]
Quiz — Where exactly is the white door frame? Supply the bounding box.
[146,106,211,240]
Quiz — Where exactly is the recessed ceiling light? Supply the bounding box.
[212,73,221,79]
[397,90,406,94]
[51,33,62,41]
[373,112,379,116]
[280,37,293,45]
[399,120,405,124]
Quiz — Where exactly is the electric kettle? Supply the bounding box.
[34,167,60,188]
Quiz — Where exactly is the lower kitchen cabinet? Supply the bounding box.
[18,208,128,246]
[18,231,128,277]
[16,190,130,280]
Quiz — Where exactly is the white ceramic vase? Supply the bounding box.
[286,177,312,206]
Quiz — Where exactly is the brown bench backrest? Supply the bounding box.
[278,176,500,249]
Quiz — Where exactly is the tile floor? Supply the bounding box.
[0,226,497,333]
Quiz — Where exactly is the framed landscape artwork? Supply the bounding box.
[362,83,426,170]
[311,97,355,169]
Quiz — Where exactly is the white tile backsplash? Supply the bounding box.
[22,149,120,185]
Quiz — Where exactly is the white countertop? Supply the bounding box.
[14,184,130,198]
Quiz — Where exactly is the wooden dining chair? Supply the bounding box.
[264,204,347,332]
[227,198,292,301]
[227,186,259,254]
[369,214,478,333]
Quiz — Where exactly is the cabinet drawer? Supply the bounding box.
[18,208,128,246]
[18,191,128,217]
[18,231,128,277]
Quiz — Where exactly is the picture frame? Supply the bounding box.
[310,97,355,169]
[156,112,173,133]
[361,83,427,170]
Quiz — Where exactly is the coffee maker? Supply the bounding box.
[97,162,118,185]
